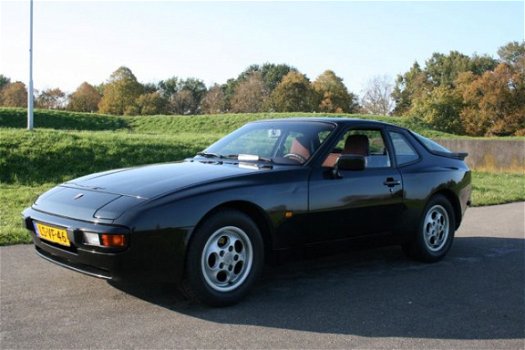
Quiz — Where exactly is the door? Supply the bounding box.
[307,127,405,243]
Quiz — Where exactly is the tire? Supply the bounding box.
[182,209,264,306]
[403,194,456,263]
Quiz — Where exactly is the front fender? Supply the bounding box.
[115,168,311,279]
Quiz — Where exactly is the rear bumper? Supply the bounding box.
[23,207,191,283]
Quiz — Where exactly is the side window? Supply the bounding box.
[389,131,419,165]
[322,129,391,168]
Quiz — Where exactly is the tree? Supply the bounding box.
[170,90,195,115]
[221,78,239,112]
[361,75,395,115]
[409,85,465,134]
[93,83,105,96]
[392,62,429,115]
[135,92,168,115]
[392,52,497,116]
[498,41,525,66]
[68,82,102,112]
[201,84,226,114]
[469,54,499,76]
[37,88,66,109]
[498,41,525,82]
[143,82,159,94]
[312,70,358,113]
[158,77,180,99]
[458,64,525,136]
[98,66,143,115]
[230,72,268,113]
[0,74,10,91]
[269,72,316,112]
[161,77,206,114]
[238,63,296,92]
[0,82,27,107]
[425,51,472,88]
[179,78,207,114]
[261,63,296,91]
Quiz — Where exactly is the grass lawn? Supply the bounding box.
[0,184,54,245]
[471,172,525,206]
[1,171,523,246]
[0,129,220,184]
[0,107,457,138]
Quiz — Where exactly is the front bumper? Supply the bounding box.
[23,207,191,283]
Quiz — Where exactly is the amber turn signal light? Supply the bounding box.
[100,234,126,247]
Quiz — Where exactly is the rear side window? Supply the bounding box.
[389,132,419,165]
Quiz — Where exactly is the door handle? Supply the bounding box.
[383,178,401,187]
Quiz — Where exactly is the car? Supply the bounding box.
[23,118,471,306]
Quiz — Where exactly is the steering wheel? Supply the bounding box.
[283,153,307,164]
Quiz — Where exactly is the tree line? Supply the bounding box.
[0,64,360,116]
[0,41,523,136]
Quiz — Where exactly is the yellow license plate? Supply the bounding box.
[35,223,71,247]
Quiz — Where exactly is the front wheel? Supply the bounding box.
[403,195,456,262]
[182,209,264,306]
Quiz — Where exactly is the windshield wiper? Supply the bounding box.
[196,152,225,159]
[197,152,273,163]
[257,156,273,163]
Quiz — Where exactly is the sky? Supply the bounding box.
[1,1,524,96]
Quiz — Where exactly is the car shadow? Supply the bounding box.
[109,236,524,340]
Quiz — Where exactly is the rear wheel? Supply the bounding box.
[182,209,264,306]
[403,195,456,262]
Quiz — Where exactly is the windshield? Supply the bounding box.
[411,132,451,153]
[198,121,336,165]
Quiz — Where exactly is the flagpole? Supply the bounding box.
[27,0,34,130]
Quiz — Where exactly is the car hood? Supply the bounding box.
[64,160,267,199]
[32,160,270,222]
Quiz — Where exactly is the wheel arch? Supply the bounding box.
[188,200,275,263]
[431,189,462,229]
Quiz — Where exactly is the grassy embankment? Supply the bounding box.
[1,108,523,245]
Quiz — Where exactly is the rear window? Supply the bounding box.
[411,132,451,153]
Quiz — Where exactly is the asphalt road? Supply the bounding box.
[1,202,524,349]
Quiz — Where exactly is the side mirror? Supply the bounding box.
[333,154,365,178]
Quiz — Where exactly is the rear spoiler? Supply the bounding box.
[433,151,468,160]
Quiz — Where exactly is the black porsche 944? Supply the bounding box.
[23,118,471,306]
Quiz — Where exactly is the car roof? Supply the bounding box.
[250,117,406,130]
